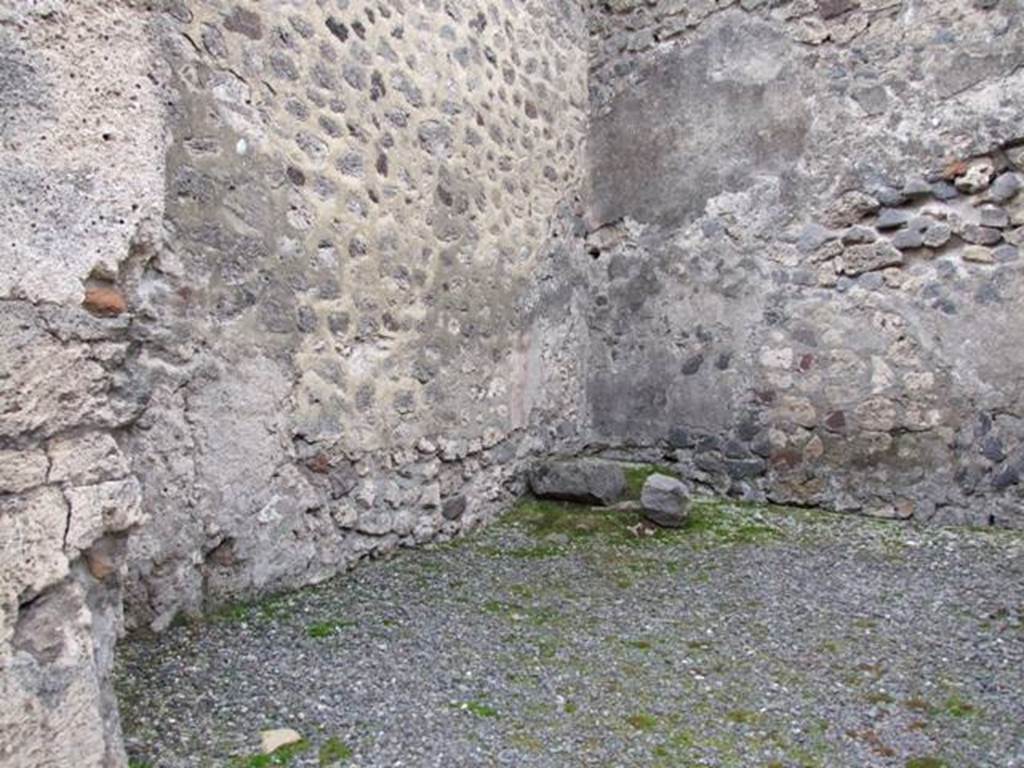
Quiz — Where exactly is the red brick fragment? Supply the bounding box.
[307,453,331,474]
[943,159,969,180]
[82,286,127,316]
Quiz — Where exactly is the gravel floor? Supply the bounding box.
[115,498,1024,768]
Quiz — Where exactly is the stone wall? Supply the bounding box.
[0,1,168,765]
[122,0,590,632]
[2,0,589,764]
[583,0,1024,527]
[4,0,1024,764]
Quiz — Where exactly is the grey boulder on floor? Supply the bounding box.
[640,473,690,528]
[528,458,626,505]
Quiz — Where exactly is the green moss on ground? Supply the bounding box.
[901,692,977,722]
[208,592,298,625]
[623,463,678,499]
[725,708,760,725]
[231,740,310,767]
[499,542,568,559]
[625,712,659,731]
[482,599,560,627]
[318,737,352,765]
[684,501,782,544]
[502,496,784,552]
[503,498,637,541]
[454,700,499,718]
[942,695,975,717]
[623,638,653,651]
[307,619,356,639]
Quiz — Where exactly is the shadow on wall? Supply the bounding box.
[586,14,810,232]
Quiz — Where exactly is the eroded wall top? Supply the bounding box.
[0,0,166,304]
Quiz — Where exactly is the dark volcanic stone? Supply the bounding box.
[892,229,924,250]
[681,353,704,375]
[981,436,1006,463]
[695,452,725,475]
[640,473,690,528]
[963,225,1003,246]
[442,494,466,521]
[979,206,1009,229]
[988,172,1022,203]
[876,208,910,230]
[529,459,626,506]
[668,427,695,449]
[993,466,1020,490]
[725,458,768,479]
[223,6,262,39]
[818,0,858,19]
[931,181,960,200]
[326,17,349,41]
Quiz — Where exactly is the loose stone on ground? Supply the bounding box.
[639,473,690,528]
[528,459,627,506]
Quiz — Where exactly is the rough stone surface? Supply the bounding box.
[260,728,302,755]
[120,0,590,638]
[4,0,1024,762]
[640,474,690,528]
[3,1,589,762]
[0,1,166,764]
[963,245,996,264]
[0,450,48,494]
[529,460,626,506]
[584,0,1024,529]
[0,2,165,305]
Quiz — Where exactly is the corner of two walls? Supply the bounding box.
[2,0,592,764]
[581,0,1024,528]
[120,0,593,633]
[5,0,1024,765]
